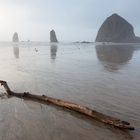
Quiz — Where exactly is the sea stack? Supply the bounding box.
[12,32,19,42]
[50,30,58,43]
[95,13,140,43]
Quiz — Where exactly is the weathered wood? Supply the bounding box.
[0,80,134,130]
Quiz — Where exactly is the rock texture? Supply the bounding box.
[50,30,58,43]
[95,13,140,43]
[12,32,19,42]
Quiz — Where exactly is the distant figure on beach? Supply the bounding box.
[12,32,19,42]
[35,48,38,52]
[50,30,58,43]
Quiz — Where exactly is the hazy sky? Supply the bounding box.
[0,0,140,42]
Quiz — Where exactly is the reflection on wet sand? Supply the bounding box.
[95,45,134,71]
[50,44,58,61]
[0,43,139,140]
[0,97,133,140]
[13,44,19,59]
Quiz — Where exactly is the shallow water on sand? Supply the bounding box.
[0,42,140,140]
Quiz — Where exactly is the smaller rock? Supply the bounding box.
[50,30,58,43]
[12,32,19,42]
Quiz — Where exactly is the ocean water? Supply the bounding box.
[0,42,140,140]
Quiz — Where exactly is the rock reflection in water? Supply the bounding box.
[12,43,19,59]
[50,44,58,61]
[95,45,134,71]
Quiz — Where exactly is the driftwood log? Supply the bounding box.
[0,80,134,130]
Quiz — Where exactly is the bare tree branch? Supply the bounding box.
[0,80,134,130]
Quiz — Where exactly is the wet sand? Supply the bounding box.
[0,43,140,140]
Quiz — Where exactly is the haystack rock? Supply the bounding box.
[12,32,19,42]
[95,13,140,43]
[50,30,58,43]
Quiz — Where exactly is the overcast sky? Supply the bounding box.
[0,0,140,42]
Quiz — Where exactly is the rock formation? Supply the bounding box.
[50,30,58,43]
[95,13,140,43]
[12,32,19,42]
